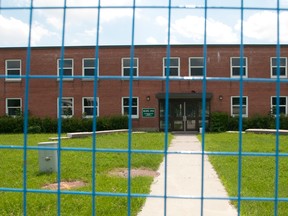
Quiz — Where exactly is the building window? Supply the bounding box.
[230,57,247,77]
[5,60,21,81]
[271,96,287,115]
[163,57,180,76]
[122,97,139,118]
[231,96,248,117]
[82,97,99,118]
[82,58,98,79]
[122,58,138,76]
[57,59,73,80]
[189,57,204,76]
[6,98,22,116]
[271,57,287,78]
[58,97,74,118]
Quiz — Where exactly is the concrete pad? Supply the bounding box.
[138,134,237,216]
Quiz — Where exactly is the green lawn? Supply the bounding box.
[203,133,288,216]
[0,133,172,216]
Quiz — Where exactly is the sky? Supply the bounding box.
[1,0,288,47]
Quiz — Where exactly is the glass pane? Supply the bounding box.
[63,69,72,76]
[190,68,203,76]
[64,59,72,67]
[84,59,95,67]
[232,58,246,66]
[164,58,178,66]
[190,58,203,66]
[84,68,95,76]
[7,69,20,76]
[174,121,183,130]
[7,60,20,68]
[132,98,138,106]
[132,107,137,115]
[168,68,178,76]
[272,67,286,76]
[84,107,94,116]
[62,107,72,115]
[8,99,20,106]
[123,98,129,106]
[272,58,286,66]
[8,108,20,116]
[62,99,72,107]
[84,98,94,106]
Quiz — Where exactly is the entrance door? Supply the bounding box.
[170,101,198,131]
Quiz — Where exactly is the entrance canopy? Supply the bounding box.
[156,93,213,100]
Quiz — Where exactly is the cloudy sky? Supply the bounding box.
[1,0,288,47]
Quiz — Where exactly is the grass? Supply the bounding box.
[0,132,172,216]
[203,133,288,216]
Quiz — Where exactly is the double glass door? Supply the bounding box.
[159,100,209,131]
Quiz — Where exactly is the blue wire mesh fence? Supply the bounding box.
[0,0,287,215]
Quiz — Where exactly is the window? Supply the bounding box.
[231,96,248,117]
[271,57,287,78]
[6,98,22,116]
[189,57,204,76]
[5,60,21,81]
[58,97,74,118]
[122,58,138,76]
[57,59,73,80]
[82,58,98,79]
[122,97,139,118]
[163,57,180,76]
[271,96,287,115]
[230,57,247,77]
[82,97,99,118]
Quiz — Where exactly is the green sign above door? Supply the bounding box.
[142,108,155,118]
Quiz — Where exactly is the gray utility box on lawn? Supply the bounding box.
[38,142,58,173]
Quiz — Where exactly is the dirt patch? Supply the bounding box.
[109,168,159,178]
[42,181,87,190]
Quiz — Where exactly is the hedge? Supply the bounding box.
[209,112,288,132]
[0,115,128,134]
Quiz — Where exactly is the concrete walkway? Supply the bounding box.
[138,134,237,216]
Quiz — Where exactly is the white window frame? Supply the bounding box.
[230,57,248,78]
[121,58,139,77]
[231,96,248,117]
[5,59,21,81]
[57,58,74,80]
[82,58,99,80]
[122,97,139,119]
[163,57,180,77]
[6,98,22,116]
[82,97,99,118]
[57,97,74,118]
[189,57,204,77]
[271,96,287,115]
[271,57,287,78]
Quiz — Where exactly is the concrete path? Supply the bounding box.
[138,134,237,216]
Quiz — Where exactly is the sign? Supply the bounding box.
[142,108,156,118]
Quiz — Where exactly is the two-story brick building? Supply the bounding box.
[1,45,287,131]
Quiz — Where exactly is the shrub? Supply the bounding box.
[0,115,128,133]
[209,112,229,132]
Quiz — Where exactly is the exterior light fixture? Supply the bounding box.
[146,96,150,101]
[219,95,223,101]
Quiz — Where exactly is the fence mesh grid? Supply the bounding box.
[0,0,287,215]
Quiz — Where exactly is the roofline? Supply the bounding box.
[0,44,288,50]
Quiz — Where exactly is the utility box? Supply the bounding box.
[38,142,58,173]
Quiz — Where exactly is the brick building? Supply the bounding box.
[1,45,287,131]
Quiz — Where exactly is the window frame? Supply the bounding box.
[230,57,248,78]
[6,98,22,116]
[82,58,99,80]
[231,96,248,117]
[57,58,74,81]
[5,59,21,81]
[163,57,180,77]
[189,57,204,77]
[121,57,139,77]
[270,57,287,78]
[271,96,287,115]
[122,97,139,119]
[82,97,99,118]
[57,97,74,118]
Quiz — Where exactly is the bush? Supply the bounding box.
[0,115,128,133]
[209,112,229,132]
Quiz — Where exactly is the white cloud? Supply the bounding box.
[146,36,158,44]
[167,15,238,43]
[236,11,288,43]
